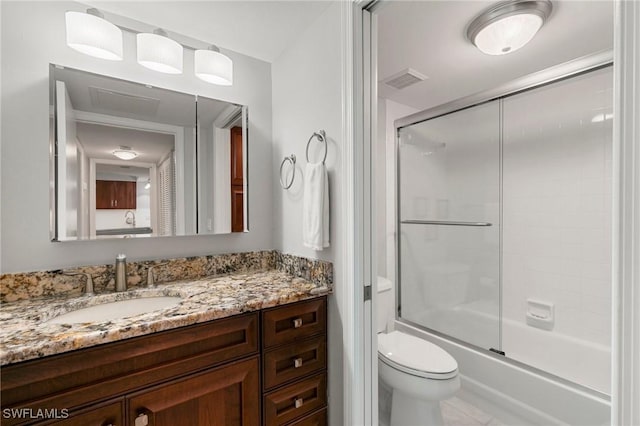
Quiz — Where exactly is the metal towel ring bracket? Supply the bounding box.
[305,130,327,164]
[280,154,296,189]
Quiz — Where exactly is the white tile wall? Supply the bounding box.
[502,67,613,349]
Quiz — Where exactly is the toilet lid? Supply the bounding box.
[378,331,458,380]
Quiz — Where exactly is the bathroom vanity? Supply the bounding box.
[0,265,330,426]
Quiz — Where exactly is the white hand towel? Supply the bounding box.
[303,162,330,250]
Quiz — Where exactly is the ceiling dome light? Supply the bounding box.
[65,9,123,60]
[467,0,552,56]
[137,29,183,74]
[195,45,233,86]
[113,146,138,160]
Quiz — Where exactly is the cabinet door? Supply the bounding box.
[230,126,243,186]
[231,187,244,233]
[95,180,113,209]
[127,357,259,426]
[114,181,136,209]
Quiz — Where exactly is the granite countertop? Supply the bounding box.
[0,269,331,366]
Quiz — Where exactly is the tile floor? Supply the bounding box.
[379,381,507,426]
[440,396,506,426]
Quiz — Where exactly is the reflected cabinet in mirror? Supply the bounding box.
[50,65,248,241]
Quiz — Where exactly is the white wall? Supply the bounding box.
[0,1,273,272]
[271,2,343,424]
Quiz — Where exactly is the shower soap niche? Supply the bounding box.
[526,299,554,331]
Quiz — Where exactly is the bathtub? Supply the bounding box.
[396,310,611,425]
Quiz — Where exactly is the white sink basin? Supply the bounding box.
[45,296,182,324]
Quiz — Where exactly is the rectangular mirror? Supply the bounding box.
[49,65,248,241]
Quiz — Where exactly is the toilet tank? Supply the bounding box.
[377,276,393,333]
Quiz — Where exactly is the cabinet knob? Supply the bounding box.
[294,397,304,408]
[135,413,149,426]
[292,317,303,328]
[293,357,303,368]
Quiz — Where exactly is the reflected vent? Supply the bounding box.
[89,86,160,116]
[382,68,428,90]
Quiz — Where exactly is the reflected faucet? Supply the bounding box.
[125,210,136,228]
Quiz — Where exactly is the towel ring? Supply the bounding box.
[305,130,327,164]
[280,154,296,189]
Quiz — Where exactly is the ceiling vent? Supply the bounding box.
[89,86,160,117]
[382,68,428,90]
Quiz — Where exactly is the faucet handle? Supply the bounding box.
[62,271,95,296]
[147,263,168,287]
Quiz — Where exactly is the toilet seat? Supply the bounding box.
[378,331,458,380]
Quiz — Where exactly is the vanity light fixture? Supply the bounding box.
[195,45,233,86]
[64,11,233,83]
[65,8,123,61]
[144,180,151,190]
[466,0,552,56]
[137,29,183,74]
[113,146,138,161]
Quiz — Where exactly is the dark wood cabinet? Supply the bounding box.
[231,186,244,233]
[1,313,258,426]
[127,357,259,426]
[230,126,244,232]
[96,180,136,210]
[0,297,328,426]
[231,127,243,186]
[262,298,328,426]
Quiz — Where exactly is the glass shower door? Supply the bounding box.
[398,100,501,350]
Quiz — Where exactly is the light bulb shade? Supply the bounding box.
[195,49,233,86]
[65,11,123,60]
[137,33,183,74]
[113,149,138,160]
[467,0,552,56]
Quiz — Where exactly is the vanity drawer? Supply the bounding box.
[286,408,327,426]
[263,336,326,391]
[262,298,326,349]
[263,372,327,426]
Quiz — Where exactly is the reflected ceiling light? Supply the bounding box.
[195,45,233,86]
[467,0,552,56]
[113,146,138,160]
[65,8,123,60]
[137,29,183,74]
[144,180,151,190]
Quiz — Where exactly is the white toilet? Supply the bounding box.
[377,277,460,426]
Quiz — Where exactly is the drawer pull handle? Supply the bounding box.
[135,413,149,426]
[293,357,303,368]
[294,397,304,408]
[293,318,303,328]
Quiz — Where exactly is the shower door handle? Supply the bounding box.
[401,220,492,227]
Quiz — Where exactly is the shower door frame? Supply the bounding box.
[394,52,613,386]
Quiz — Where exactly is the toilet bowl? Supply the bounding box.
[378,331,460,425]
[377,277,460,426]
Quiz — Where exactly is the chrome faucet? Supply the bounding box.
[63,271,95,296]
[115,254,127,292]
[146,263,168,287]
[125,210,136,228]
